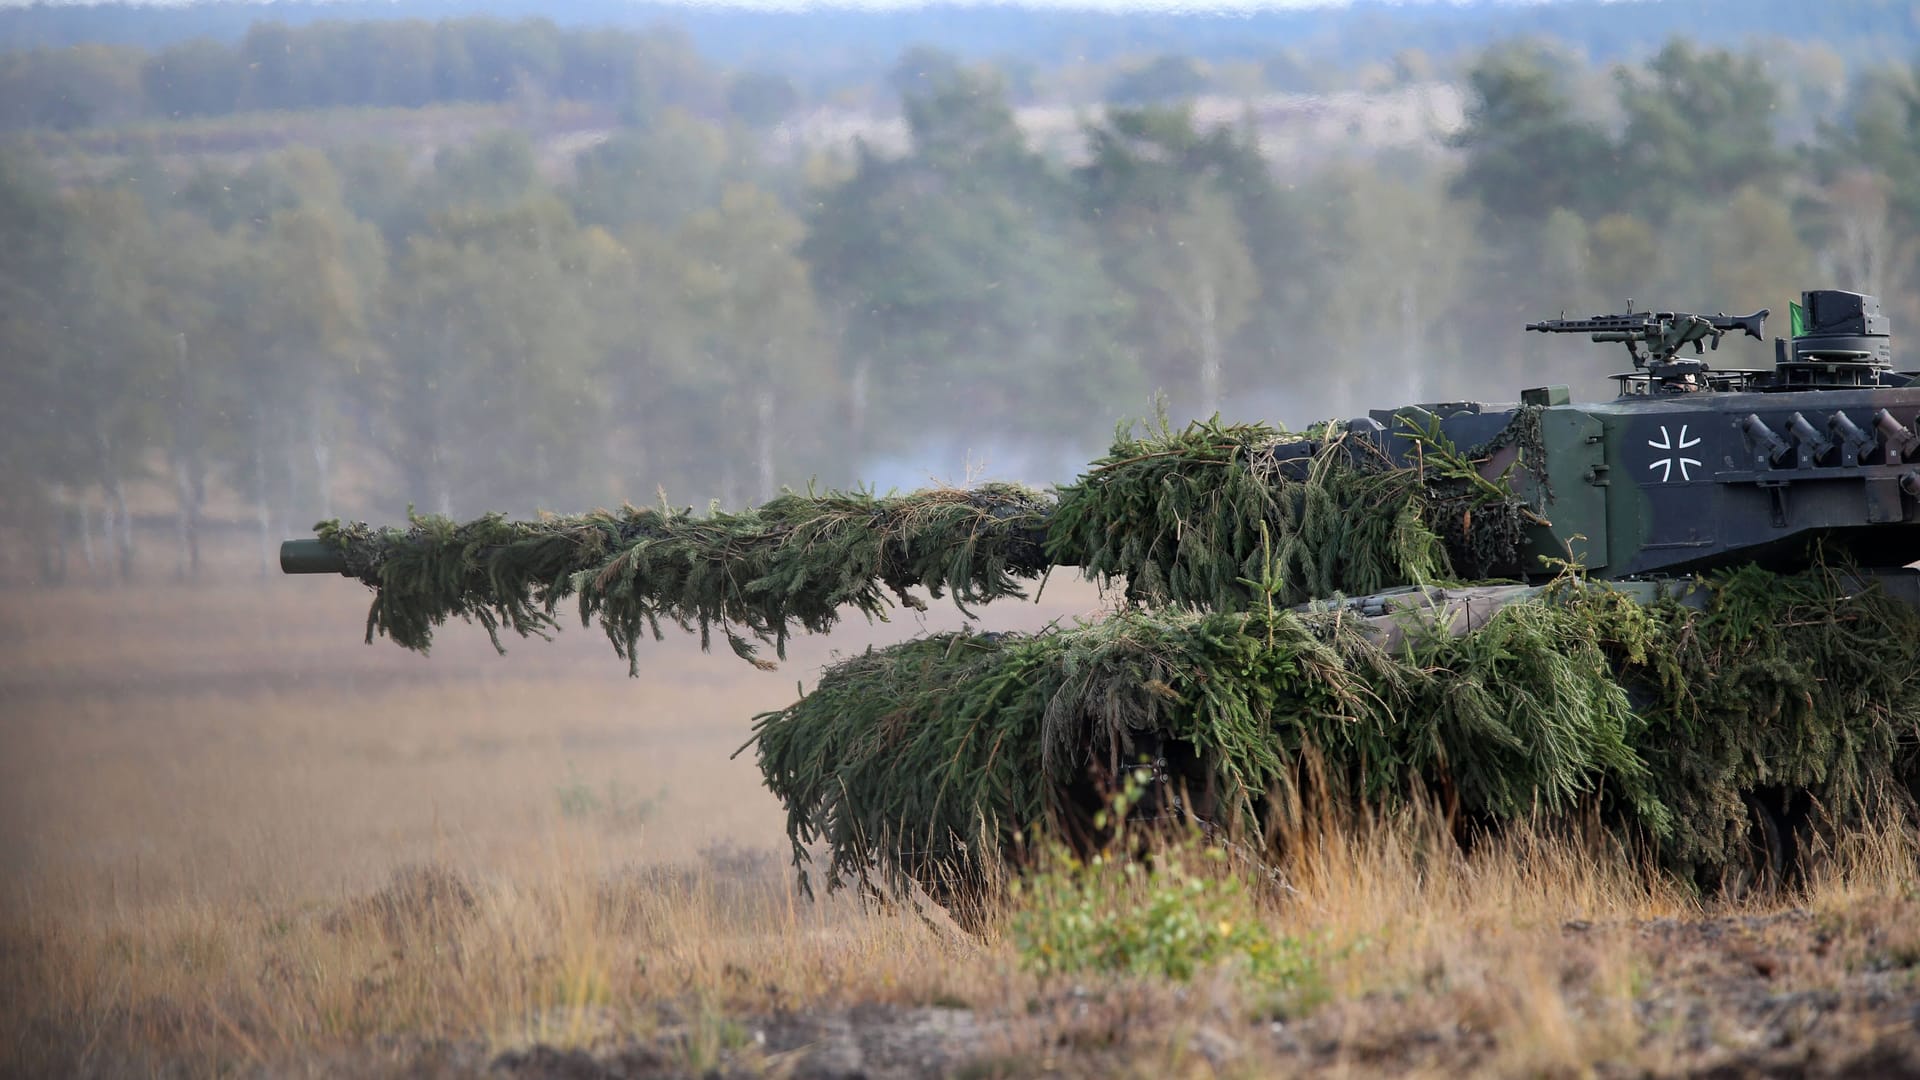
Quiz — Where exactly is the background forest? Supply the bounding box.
[4,4,1920,583]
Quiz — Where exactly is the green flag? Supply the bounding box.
[1790,301,1807,337]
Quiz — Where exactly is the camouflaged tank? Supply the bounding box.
[280,288,1920,898]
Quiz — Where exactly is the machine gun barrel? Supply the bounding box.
[1524,315,1654,336]
[1524,309,1768,341]
[1526,307,1768,365]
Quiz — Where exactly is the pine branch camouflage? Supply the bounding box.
[309,416,1920,896]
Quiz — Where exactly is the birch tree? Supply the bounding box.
[382,197,604,516]
[676,184,828,504]
[1078,108,1260,416]
[1108,187,1257,416]
[802,62,1131,461]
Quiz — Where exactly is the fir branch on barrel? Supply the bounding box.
[315,411,1547,668]
[317,482,1054,671]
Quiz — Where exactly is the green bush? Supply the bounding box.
[1008,773,1317,993]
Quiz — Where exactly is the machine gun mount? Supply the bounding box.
[1528,290,1920,397]
[1526,305,1770,393]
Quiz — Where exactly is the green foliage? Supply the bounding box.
[569,114,730,232]
[555,767,599,820]
[421,132,541,210]
[675,184,832,503]
[1011,773,1317,992]
[1449,41,1618,223]
[749,629,1051,901]
[317,482,1055,669]
[1012,845,1305,985]
[1628,562,1920,876]
[382,195,609,516]
[801,61,1137,448]
[1822,63,1920,228]
[749,564,1918,902]
[1075,106,1300,414]
[314,416,1528,670]
[1047,416,1469,611]
[726,72,800,128]
[3,18,722,128]
[1615,40,1788,222]
[555,765,661,828]
[1105,55,1212,105]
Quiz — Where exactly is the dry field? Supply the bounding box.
[3,568,1919,1078]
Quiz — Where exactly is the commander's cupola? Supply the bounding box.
[1772,289,1896,388]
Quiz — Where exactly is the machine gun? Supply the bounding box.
[1526,306,1769,367]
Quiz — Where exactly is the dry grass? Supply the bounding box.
[2,571,1917,1078]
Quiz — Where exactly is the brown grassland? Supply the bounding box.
[3,562,1919,1078]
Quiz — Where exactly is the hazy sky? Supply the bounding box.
[636,0,1369,9]
[0,0,1594,19]
[0,0,1380,9]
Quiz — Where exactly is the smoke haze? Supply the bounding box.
[1,0,1915,581]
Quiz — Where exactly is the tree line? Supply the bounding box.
[3,24,1919,583]
[0,18,740,131]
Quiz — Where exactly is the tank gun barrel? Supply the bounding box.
[277,483,1063,670]
[281,538,349,575]
[275,418,1544,668]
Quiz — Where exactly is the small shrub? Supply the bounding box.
[556,766,599,820]
[600,779,661,828]
[676,998,751,1074]
[1008,771,1318,995]
[556,765,661,828]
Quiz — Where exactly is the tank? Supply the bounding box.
[282,288,1920,900]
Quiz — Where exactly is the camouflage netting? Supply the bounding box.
[307,414,1919,893]
[749,564,1920,898]
[1047,418,1453,609]
[318,483,1055,671]
[314,416,1527,668]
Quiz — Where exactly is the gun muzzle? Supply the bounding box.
[1725,309,1769,341]
[281,539,349,575]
